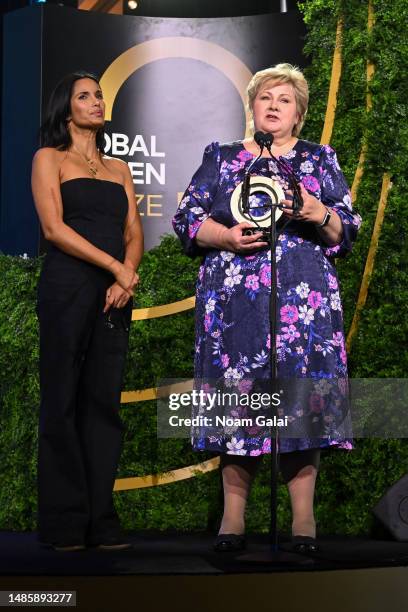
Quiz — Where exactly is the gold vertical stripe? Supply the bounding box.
[78,0,100,9]
[347,0,391,353]
[350,0,375,201]
[351,144,367,203]
[366,0,375,112]
[108,0,123,14]
[346,173,392,352]
[320,18,343,145]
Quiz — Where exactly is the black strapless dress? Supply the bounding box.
[36,178,132,546]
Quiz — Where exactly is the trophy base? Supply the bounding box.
[242,228,271,244]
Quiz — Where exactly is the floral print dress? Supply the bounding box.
[172,139,362,455]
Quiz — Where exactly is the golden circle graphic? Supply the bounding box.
[99,37,253,137]
[230,176,284,226]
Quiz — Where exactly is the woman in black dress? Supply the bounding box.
[32,71,143,551]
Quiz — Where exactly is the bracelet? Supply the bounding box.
[315,206,332,228]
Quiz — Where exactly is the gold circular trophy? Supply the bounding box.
[230,176,285,242]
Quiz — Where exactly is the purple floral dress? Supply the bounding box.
[172,139,362,455]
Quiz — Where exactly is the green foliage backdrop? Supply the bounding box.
[1,0,407,534]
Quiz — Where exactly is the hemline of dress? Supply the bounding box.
[191,439,353,455]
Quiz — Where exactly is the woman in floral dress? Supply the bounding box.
[173,63,361,552]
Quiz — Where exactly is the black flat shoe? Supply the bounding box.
[39,541,85,552]
[213,534,246,552]
[96,541,132,551]
[87,534,132,550]
[52,544,86,552]
[291,535,319,553]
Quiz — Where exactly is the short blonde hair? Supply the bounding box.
[246,63,309,137]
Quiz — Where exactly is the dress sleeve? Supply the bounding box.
[172,141,221,257]
[318,144,362,258]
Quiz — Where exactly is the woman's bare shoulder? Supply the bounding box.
[33,147,67,166]
[101,154,129,179]
[102,154,127,168]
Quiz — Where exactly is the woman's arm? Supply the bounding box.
[314,207,343,246]
[280,143,362,258]
[316,145,362,257]
[31,148,138,292]
[121,160,144,271]
[103,160,144,311]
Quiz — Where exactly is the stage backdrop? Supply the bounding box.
[0,4,306,255]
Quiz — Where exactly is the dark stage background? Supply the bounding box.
[0,4,306,255]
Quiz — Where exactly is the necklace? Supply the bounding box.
[72,144,99,177]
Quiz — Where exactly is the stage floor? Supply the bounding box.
[2,531,408,576]
[2,532,408,611]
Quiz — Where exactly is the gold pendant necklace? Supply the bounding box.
[72,144,99,178]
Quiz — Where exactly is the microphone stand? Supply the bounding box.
[238,136,311,565]
[241,144,265,214]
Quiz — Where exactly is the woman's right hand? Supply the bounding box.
[220,222,268,253]
[109,260,139,293]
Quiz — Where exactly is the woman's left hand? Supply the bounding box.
[281,183,327,224]
[103,282,133,313]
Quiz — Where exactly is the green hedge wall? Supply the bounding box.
[1,0,407,534]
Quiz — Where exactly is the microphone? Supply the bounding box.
[254,130,273,150]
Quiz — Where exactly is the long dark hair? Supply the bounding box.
[39,71,105,151]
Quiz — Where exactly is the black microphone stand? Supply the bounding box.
[241,142,266,214]
[238,133,311,565]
